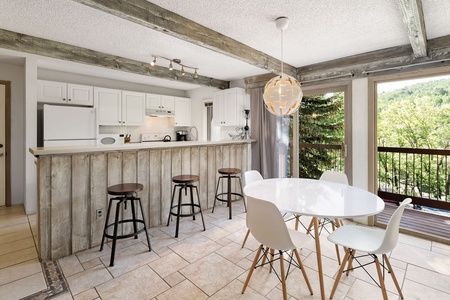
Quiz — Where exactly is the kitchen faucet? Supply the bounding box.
[188,126,198,141]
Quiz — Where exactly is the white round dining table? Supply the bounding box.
[243,178,385,300]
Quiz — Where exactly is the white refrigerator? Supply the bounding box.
[43,104,97,147]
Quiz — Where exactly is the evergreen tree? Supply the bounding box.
[298,93,344,178]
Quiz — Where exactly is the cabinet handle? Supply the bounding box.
[63,98,66,101]
[68,98,71,101]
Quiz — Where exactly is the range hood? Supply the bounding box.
[145,108,175,117]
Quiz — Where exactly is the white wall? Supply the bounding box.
[187,86,219,140]
[352,77,369,224]
[0,61,25,206]
[25,58,38,214]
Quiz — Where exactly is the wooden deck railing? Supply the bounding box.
[378,147,450,210]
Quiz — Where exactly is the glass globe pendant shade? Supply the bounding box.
[263,74,303,116]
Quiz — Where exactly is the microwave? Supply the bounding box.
[98,134,124,145]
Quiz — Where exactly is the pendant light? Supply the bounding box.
[263,17,303,116]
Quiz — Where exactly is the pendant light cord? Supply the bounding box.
[280,28,284,76]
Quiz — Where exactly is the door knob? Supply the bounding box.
[0,144,3,148]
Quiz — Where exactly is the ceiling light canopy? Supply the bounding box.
[150,55,199,78]
[263,17,303,116]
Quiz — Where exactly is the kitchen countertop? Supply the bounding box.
[29,139,256,156]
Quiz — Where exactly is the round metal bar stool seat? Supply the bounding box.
[167,175,206,238]
[213,168,246,219]
[100,183,151,266]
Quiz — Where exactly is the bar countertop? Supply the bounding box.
[29,139,256,156]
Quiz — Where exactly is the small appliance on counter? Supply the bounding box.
[141,133,172,143]
[98,134,125,145]
[176,130,188,141]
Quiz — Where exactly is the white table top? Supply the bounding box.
[243,178,385,219]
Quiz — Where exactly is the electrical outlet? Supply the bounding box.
[96,209,103,219]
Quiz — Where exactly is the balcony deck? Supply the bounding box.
[377,202,450,242]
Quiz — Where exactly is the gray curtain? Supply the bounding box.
[249,87,278,178]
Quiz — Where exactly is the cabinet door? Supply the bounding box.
[146,93,162,109]
[161,95,175,110]
[224,89,238,126]
[213,91,224,126]
[122,91,145,125]
[174,97,191,126]
[37,80,67,104]
[68,84,93,106]
[94,87,122,125]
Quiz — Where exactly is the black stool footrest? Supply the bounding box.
[215,192,244,203]
[169,203,203,218]
[103,219,146,240]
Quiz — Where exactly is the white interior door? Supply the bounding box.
[0,84,5,206]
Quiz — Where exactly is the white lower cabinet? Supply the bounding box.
[95,88,145,126]
[174,97,191,126]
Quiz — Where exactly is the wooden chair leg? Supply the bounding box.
[269,248,275,273]
[375,256,388,300]
[330,248,352,299]
[241,229,250,248]
[294,249,313,295]
[384,254,404,299]
[242,244,263,294]
[295,215,299,231]
[279,252,288,300]
[306,218,314,234]
[331,222,341,265]
[346,249,355,276]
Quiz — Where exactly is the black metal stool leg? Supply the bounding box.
[100,197,114,251]
[189,184,196,220]
[175,185,183,238]
[137,198,151,251]
[110,200,122,267]
[227,175,232,219]
[238,176,246,212]
[212,177,222,213]
[194,185,206,231]
[167,184,178,226]
[130,197,138,239]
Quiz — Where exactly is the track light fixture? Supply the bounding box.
[150,55,199,78]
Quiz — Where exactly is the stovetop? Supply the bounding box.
[140,133,172,142]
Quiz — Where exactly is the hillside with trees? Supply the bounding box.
[378,78,450,149]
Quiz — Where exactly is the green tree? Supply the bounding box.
[298,93,344,178]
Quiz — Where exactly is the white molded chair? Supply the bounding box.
[241,196,313,300]
[241,170,264,248]
[305,170,349,264]
[327,198,412,300]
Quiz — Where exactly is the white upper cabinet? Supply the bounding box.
[122,91,146,125]
[95,88,145,126]
[38,80,93,106]
[213,87,247,126]
[146,93,175,111]
[174,97,191,127]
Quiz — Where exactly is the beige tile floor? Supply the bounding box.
[1,202,450,299]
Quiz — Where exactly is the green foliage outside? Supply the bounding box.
[378,78,450,201]
[297,93,344,179]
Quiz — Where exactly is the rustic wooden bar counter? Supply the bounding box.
[29,139,254,261]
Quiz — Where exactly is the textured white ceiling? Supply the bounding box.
[0,0,449,90]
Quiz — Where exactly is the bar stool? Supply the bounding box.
[100,183,151,267]
[167,175,206,238]
[212,168,246,219]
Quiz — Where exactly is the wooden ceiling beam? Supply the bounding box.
[71,0,297,78]
[0,28,229,89]
[397,0,428,58]
[246,35,450,88]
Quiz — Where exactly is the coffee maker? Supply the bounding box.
[176,130,188,141]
